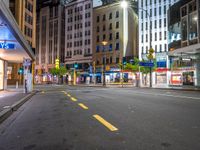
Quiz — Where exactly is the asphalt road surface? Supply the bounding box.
[0,85,200,150]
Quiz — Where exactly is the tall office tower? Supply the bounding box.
[9,0,36,50]
[93,2,138,83]
[168,0,200,87]
[138,0,179,87]
[35,0,65,83]
[65,0,93,73]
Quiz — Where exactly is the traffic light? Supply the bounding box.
[74,62,78,69]
[18,67,24,75]
[123,57,127,65]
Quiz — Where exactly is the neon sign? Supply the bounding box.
[0,42,15,49]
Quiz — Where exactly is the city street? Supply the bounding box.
[0,85,200,150]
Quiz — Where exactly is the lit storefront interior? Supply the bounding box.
[0,1,34,90]
[0,59,4,90]
[168,0,200,87]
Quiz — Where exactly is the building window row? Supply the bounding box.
[96,22,119,32]
[96,11,119,23]
[96,43,120,52]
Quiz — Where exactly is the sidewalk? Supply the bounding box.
[0,88,37,123]
[0,91,27,112]
[68,83,200,91]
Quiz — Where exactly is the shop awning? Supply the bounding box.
[168,43,200,57]
[0,1,35,63]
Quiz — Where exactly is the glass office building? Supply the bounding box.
[168,0,200,86]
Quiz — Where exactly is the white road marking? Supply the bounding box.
[131,91,200,100]
[3,106,10,109]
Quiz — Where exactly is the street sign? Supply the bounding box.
[23,59,31,67]
[139,62,154,67]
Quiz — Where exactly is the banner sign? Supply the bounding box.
[0,42,15,49]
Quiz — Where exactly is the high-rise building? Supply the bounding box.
[9,0,36,50]
[168,0,200,87]
[138,0,179,87]
[93,2,138,83]
[65,0,93,75]
[35,0,65,83]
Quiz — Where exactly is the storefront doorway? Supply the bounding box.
[182,71,194,85]
[0,60,4,90]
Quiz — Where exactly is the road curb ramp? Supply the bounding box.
[0,91,38,124]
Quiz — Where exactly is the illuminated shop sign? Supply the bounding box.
[0,42,15,49]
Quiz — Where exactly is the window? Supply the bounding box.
[164,5,166,14]
[159,32,162,40]
[109,13,112,19]
[164,18,166,27]
[154,8,156,16]
[109,44,112,51]
[160,44,162,52]
[146,34,148,42]
[116,11,119,18]
[103,14,106,21]
[116,57,119,63]
[154,20,157,29]
[155,45,157,52]
[97,36,99,42]
[96,46,100,52]
[164,31,166,40]
[103,34,106,40]
[159,19,162,27]
[141,34,143,43]
[116,43,119,50]
[103,25,106,31]
[155,32,157,41]
[116,22,119,28]
[116,32,119,39]
[97,26,99,32]
[109,33,112,40]
[109,23,112,30]
[141,23,143,31]
[159,6,161,16]
[146,22,148,30]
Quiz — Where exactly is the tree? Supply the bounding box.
[50,67,67,84]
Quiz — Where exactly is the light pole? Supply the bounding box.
[102,41,108,86]
[120,0,128,87]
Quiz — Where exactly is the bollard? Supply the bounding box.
[16,81,18,89]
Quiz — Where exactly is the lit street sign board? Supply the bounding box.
[139,62,154,67]
[23,59,31,67]
[0,42,15,49]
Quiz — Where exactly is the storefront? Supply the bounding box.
[0,0,35,90]
[0,59,4,90]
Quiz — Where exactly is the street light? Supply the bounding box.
[102,40,108,86]
[120,0,128,87]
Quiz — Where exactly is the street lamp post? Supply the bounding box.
[102,41,108,87]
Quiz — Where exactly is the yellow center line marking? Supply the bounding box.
[93,114,118,132]
[70,97,77,102]
[78,103,89,110]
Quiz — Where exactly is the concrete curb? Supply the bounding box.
[0,91,38,124]
[68,84,200,91]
